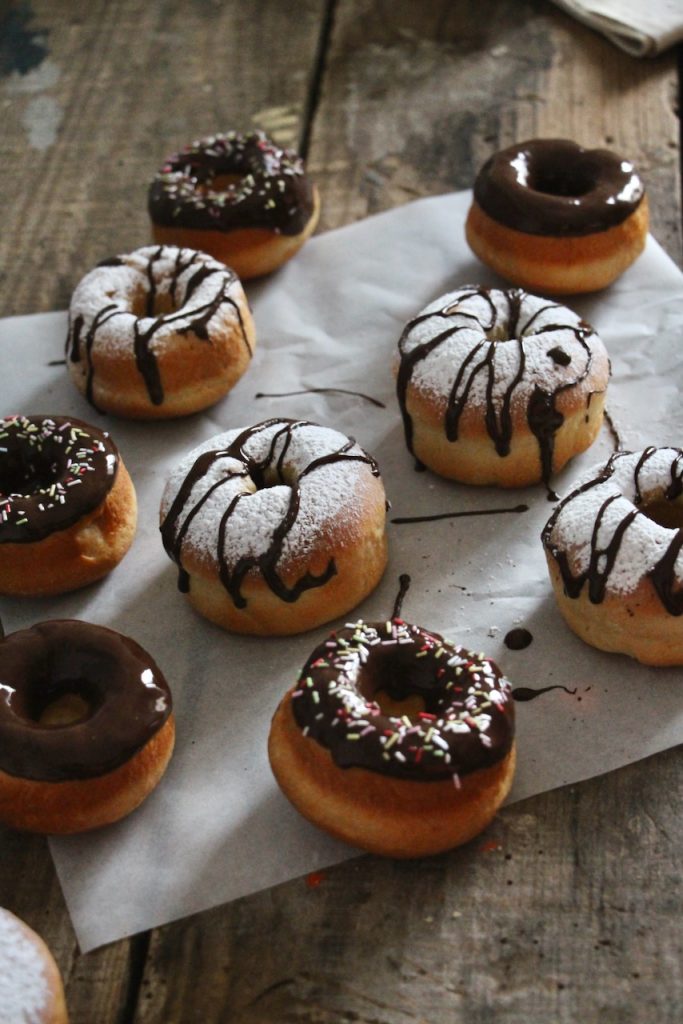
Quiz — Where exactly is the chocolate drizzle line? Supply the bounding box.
[291,619,514,781]
[393,503,528,525]
[542,447,683,615]
[396,287,600,500]
[160,419,381,607]
[0,415,119,544]
[255,388,386,409]
[391,573,411,620]
[148,130,315,236]
[0,620,172,782]
[473,138,645,237]
[603,408,622,451]
[512,684,577,702]
[66,246,252,410]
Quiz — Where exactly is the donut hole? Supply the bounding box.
[23,678,101,728]
[358,653,436,719]
[201,173,243,195]
[132,286,177,319]
[0,445,65,497]
[529,164,595,198]
[249,462,296,490]
[639,499,683,530]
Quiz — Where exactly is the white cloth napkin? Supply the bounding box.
[552,0,683,56]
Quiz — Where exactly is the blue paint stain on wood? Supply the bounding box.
[0,3,48,77]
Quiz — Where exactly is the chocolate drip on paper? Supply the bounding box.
[542,448,683,615]
[504,628,533,650]
[512,684,576,702]
[0,620,172,782]
[66,246,252,409]
[391,573,411,620]
[255,388,386,409]
[392,503,528,524]
[396,287,597,498]
[473,139,645,236]
[160,419,380,608]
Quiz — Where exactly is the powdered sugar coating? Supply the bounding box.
[68,245,248,359]
[399,286,606,413]
[543,447,683,598]
[0,909,51,1024]
[160,419,383,602]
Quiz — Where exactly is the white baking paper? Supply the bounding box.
[1,191,682,951]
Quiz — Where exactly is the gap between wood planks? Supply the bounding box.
[300,0,339,158]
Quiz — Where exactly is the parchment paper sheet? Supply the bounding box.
[1,191,682,951]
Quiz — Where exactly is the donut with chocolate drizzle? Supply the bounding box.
[268,577,516,857]
[396,286,610,496]
[0,619,175,834]
[0,414,136,597]
[160,418,388,635]
[542,446,683,665]
[148,131,320,279]
[66,245,255,419]
[466,139,648,294]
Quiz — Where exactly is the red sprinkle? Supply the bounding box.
[306,871,326,889]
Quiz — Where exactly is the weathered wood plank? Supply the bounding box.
[0,0,328,316]
[309,0,681,263]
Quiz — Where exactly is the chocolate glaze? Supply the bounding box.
[393,503,528,525]
[542,447,683,614]
[160,419,381,608]
[66,246,252,410]
[396,287,602,499]
[0,415,119,544]
[512,684,576,702]
[255,388,386,409]
[0,620,172,781]
[473,139,645,236]
[291,619,514,781]
[504,628,533,650]
[148,130,315,236]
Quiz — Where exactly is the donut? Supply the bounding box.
[268,617,516,857]
[160,419,388,635]
[466,139,648,294]
[66,245,255,419]
[0,908,69,1024]
[542,446,683,666]
[148,130,320,279]
[0,619,175,834]
[0,415,136,597]
[396,286,610,495]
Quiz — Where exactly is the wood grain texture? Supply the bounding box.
[0,0,681,1021]
[310,0,681,261]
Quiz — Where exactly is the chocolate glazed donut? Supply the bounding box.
[0,620,175,833]
[466,139,649,293]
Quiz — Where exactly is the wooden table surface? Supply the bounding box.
[1,2,681,1021]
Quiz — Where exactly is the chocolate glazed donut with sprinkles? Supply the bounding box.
[0,414,136,597]
[268,577,516,857]
[396,286,610,497]
[66,245,255,419]
[148,130,320,279]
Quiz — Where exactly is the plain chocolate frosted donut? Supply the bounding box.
[466,139,648,294]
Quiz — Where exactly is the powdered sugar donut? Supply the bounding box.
[66,245,255,419]
[542,447,683,666]
[0,908,68,1024]
[160,419,388,635]
[396,286,610,495]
